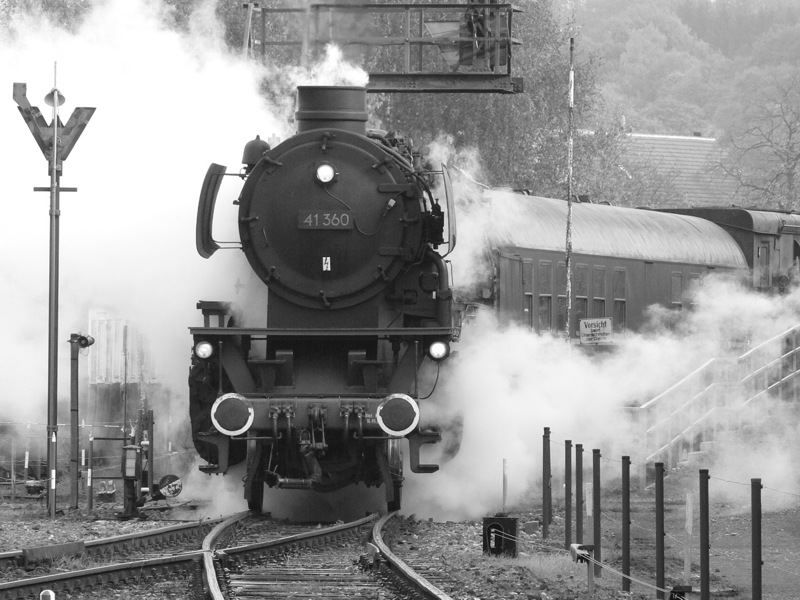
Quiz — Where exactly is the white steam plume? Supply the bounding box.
[1,1,284,427]
[408,141,800,520]
[1,0,377,512]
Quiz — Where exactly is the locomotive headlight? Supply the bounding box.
[427,340,450,361]
[315,162,336,184]
[194,341,214,359]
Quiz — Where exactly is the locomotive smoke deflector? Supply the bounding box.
[196,163,226,258]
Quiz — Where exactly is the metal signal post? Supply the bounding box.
[13,71,95,517]
[69,333,94,508]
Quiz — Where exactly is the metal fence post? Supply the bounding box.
[543,427,551,537]
[700,469,710,600]
[10,438,16,500]
[752,478,762,600]
[656,462,665,599]
[592,449,601,577]
[622,455,630,592]
[576,443,583,543]
[565,440,572,549]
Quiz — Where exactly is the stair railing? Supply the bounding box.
[628,325,800,485]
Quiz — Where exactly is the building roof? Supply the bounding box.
[624,133,739,207]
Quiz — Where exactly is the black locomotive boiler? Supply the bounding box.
[189,86,457,511]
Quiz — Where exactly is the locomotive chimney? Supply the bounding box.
[295,86,368,135]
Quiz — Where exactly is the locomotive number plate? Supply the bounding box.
[298,210,353,230]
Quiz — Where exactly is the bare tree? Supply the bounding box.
[718,69,800,211]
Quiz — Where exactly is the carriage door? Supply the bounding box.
[756,239,771,289]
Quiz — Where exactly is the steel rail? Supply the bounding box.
[204,513,377,599]
[372,511,454,600]
[202,511,252,600]
[0,516,223,569]
[0,550,203,600]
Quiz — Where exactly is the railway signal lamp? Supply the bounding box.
[68,333,94,509]
[76,334,94,348]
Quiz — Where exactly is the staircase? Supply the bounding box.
[627,325,800,485]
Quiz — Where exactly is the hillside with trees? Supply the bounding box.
[8,0,800,210]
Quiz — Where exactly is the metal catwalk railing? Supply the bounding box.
[628,325,800,484]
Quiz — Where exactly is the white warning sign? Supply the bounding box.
[579,317,613,345]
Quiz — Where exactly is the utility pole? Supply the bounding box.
[565,38,575,339]
[13,69,95,518]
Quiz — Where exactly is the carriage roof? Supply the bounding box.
[486,191,748,269]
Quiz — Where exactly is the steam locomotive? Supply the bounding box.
[476,191,800,335]
[189,86,457,511]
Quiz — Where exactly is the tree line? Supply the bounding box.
[11,0,800,211]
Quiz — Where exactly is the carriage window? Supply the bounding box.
[592,267,606,317]
[575,264,588,296]
[525,293,534,330]
[593,298,606,317]
[538,296,552,331]
[688,274,701,308]
[613,300,626,330]
[758,241,770,288]
[670,272,683,307]
[574,265,589,331]
[523,261,534,293]
[538,261,553,293]
[592,267,606,297]
[575,297,588,322]
[613,269,626,298]
[613,269,626,331]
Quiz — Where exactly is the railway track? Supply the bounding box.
[0,512,453,600]
[206,511,453,600]
[0,517,226,599]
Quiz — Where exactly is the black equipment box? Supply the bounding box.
[482,515,518,557]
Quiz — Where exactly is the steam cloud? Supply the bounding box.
[0,0,364,507]
[3,0,794,521]
[404,157,800,520]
